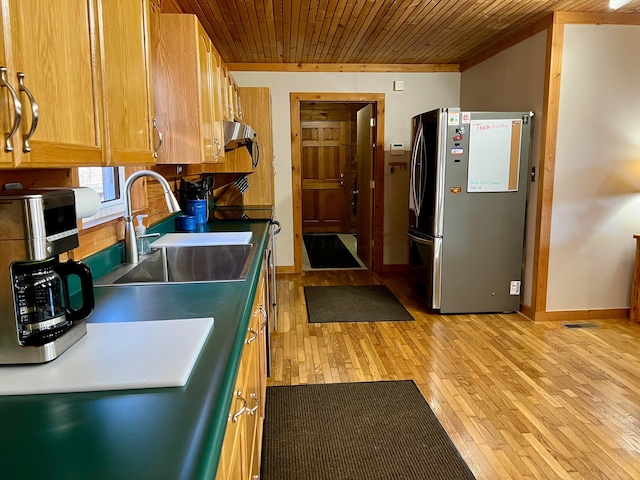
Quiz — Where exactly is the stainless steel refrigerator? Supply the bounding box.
[408,108,533,314]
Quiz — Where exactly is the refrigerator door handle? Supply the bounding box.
[410,122,423,215]
[408,232,434,245]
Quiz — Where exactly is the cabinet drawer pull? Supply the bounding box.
[152,118,163,158]
[248,392,260,415]
[259,305,268,332]
[17,73,38,153]
[246,327,258,344]
[232,391,247,423]
[0,67,21,153]
[214,138,222,159]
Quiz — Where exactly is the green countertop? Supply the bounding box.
[0,219,271,480]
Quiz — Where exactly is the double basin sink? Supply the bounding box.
[95,232,255,286]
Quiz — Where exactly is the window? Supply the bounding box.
[77,167,126,228]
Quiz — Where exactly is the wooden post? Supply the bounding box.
[631,235,640,323]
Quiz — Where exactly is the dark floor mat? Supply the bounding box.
[304,284,414,323]
[303,234,360,268]
[260,381,476,480]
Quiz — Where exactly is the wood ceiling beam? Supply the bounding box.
[227,63,460,72]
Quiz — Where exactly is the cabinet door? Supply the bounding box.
[210,49,224,162]
[0,15,16,167]
[100,0,155,165]
[6,0,104,167]
[196,24,216,164]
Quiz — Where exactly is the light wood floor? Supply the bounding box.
[269,270,640,480]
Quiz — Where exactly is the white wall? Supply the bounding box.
[231,71,460,267]
[459,30,547,307]
[547,24,640,311]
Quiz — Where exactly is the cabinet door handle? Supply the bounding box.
[247,392,260,415]
[152,118,163,158]
[17,72,38,153]
[0,67,21,153]
[246,327,258,344]
[232,391,247,423]
[259,305,267,332]
[214,138,221,159]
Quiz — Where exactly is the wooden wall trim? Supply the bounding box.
[519,303,535,321]
[532,15,564,315]
[555,12,640,25]
[290,92,385,274]
[533,308,629,322]
[461,13,554,72]
[228,63,460,73]
[276,266,296,274]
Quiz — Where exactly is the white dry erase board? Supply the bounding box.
[467,119,523,193]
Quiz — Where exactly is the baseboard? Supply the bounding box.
[523,307,630,322]
[276,265,296,274]
[382,264,408,274]
[519,303,535,321]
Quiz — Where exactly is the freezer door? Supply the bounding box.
[409,109,448,238]
[408,231,443,309]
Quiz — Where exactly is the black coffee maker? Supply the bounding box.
[0,190,94,364]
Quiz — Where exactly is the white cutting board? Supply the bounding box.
[0,318,214,396]
[150,232,252,248]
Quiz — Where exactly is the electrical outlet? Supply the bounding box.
[509,281,521,296]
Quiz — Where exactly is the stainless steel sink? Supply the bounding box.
[95,244,257,286]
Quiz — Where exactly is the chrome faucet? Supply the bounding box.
[123,170,181,264]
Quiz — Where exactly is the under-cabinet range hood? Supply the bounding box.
[223,121,257,152]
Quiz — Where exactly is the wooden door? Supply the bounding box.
[6,0,104,167]
[100,0,155,165]
[356,105,374,268]
[302,121,348,233]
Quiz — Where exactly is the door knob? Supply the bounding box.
[339,181,344,187]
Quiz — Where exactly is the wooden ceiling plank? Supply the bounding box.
[375,0,453,63]
[282,0,292,62]
[300,0,321,62]
[178,0,245,62]
[425,0,552,64]
[308,0,337,62]
[180,0,640,66]
[288,0,301,62]
[295,0,314,62]
[356,0,431,63]
[413,0,531,64]
[227,62,460,72]
[305,0,331,62]
[315,0,349,63]
[333,0,389,64]
[320,0,358,63]
[200,0,251,63]
[261,0,280,62]
[235,0,262,63]
[273,0,285,62]
[249,0,272,62]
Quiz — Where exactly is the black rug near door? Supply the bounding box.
[303,234,360,268]
[260,381,476,480]
[304,285,414,323]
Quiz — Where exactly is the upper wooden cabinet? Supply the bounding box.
[0,0,157,168]
[100,0,157,166]
[0,0,104,168]
[150,13,224,164]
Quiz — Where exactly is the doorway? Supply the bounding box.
[291,93,385,274]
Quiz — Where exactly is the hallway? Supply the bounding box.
[270,270,640,479]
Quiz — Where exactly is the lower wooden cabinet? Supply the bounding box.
[217,272,267,480]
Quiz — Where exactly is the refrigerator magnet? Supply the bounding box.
[451,147,464,155]
[462,112,471,124]
[450,187,462,194]
[448,112,460,126]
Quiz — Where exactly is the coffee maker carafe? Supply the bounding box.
[0,190,94,364]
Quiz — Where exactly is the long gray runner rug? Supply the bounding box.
[260,380,476,480]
